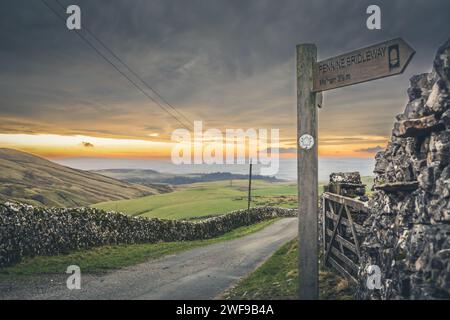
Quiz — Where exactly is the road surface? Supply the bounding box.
[0,217,297,300]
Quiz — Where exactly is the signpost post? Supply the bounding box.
[296,38,415,300]
[297,44,318,300]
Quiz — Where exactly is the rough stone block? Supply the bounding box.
[393,115,441,137]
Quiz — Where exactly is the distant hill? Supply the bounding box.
[92,169,281,186]
[0,148,171,207]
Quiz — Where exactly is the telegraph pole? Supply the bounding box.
[247,161,253,210]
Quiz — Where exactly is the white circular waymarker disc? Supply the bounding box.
[299,134,314,150]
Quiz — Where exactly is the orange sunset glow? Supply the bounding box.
[0,133,387,160]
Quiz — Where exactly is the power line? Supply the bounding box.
[54,0,193,128]
[40,0,192,131]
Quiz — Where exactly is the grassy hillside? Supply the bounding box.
[92,168,280,185]
[93,180,298,220]
[0,148,170,207]
[92,169,173,183]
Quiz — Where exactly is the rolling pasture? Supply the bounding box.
[92,177,373,220]
[93,180,298,220]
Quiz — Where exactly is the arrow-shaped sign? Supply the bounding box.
[313,38,415,92]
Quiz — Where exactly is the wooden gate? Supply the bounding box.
[322,192,369,282]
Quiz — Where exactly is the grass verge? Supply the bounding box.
[223,239,355,300]
[0,218,278,278]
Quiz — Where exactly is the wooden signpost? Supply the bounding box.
[296,38,415,299]
[313,38,415,92]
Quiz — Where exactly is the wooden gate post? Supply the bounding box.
[297,44,318,300]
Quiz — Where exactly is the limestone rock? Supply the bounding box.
[325,172,366,198]
[374,181,419,193]
[433,38,450,85]
[330,172,362,184]
[357,38,450,300]
[393,115,441,137]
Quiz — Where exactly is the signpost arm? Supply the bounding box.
[297,44,318,300]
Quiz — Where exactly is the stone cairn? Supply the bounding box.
[324,172,367,200]
[357,38,450,299]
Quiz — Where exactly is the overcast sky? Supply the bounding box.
[0,0,449,158]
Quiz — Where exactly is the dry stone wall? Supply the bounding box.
[357,38,450,299]
[0,202,295,268]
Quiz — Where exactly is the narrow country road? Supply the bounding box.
[0,218,297,300]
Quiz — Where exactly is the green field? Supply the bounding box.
[92,180,298,220]
[92,177,373,220]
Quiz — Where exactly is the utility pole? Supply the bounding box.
[247,160,253,210]
[297,43,319,300]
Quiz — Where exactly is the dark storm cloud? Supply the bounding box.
[0,0,449,140]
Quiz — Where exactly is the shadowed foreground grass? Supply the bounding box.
[0,219,278,277]
[224,239,355,300]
